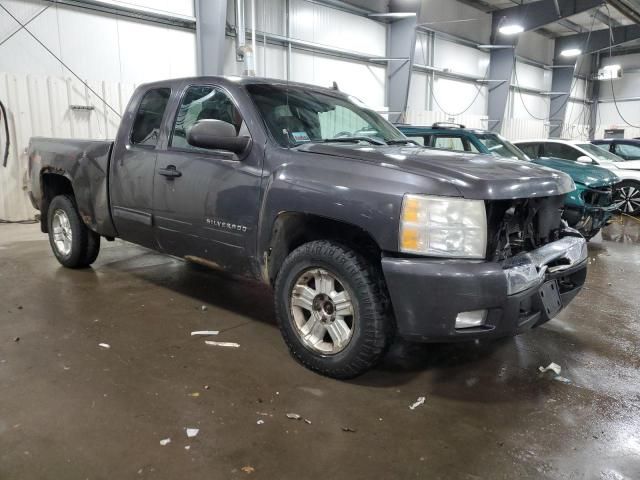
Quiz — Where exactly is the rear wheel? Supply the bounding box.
[47,195,100,268]
[274,240,392,379]
[614,181,640,215]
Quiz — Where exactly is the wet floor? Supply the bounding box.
[1,218,639,479]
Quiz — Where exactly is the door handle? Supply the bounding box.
[158,165,182,178]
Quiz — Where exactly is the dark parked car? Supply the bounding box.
[592,138,640,161]
[398,124,619,239]
[27,77,587,378]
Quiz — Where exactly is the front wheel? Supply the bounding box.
[274,240,393,379]
[47,195,100,268]
[614,181,640,215]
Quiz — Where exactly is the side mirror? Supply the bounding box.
[187,119,250,154]
[577,155,594,164]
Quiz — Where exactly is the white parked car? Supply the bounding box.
[514,139,640,215]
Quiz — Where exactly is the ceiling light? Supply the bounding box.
[561,48,582,57]
[499,24,524,35]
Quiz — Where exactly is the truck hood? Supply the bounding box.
[532,157,619,187]
[296,143,574,200]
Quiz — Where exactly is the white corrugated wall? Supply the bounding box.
[0,73,134,221]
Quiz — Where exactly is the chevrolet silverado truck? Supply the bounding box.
[27,77,588,379]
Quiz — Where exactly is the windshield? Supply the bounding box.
[475,133,529,161]
[577,143,624,162]
[245,83,406,147]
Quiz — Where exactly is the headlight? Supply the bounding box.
[399,194,487,258]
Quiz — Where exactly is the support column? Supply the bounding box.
[487,46,516,133]
[386,16,417,123]
[195,0,227,76]
[588,53,600,140]
[549,61,576,138]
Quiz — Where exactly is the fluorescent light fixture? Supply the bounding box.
[499,24,524,35]
[368,12,416,18]
[561,48,582,57]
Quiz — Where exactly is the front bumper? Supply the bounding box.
[382,236,588,342]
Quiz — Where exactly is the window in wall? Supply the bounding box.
[544,143,581,161]
[171,85,249,151]
[130,88,171,146]
[615,143,640,160]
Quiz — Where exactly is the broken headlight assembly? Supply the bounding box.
[399,194,487,259]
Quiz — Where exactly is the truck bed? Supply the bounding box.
[28,137,118,237]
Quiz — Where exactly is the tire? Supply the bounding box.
[47,195,100,268]
[274,240,392,379]
[614,180,640,216]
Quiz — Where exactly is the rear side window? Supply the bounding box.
[130,88,171,147]
[432,135,479,153]
[406,135,425,145]
[615,143,640,160]
[517,143,541,158]
[544,142,580,161]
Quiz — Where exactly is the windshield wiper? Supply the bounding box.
[319,136,387,146]
[386,139,419,146]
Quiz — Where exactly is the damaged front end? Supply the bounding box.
[564,183,618,239]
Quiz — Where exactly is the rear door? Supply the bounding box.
[152,83,262,275]
[110,86,172,249]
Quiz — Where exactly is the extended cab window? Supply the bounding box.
[130,88,170,147]
[171,85,249,150]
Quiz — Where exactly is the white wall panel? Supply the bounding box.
[242,0,285,35]
[290,51,385,108]
[432,78,487,117]
[223,37,287,79]
[407,71,429,113]
[502,119,548,141]
[595,54,640,133]
[105,0,195,17]
[289,0,385,56]
[0,1,65,76]
[513,61,552,92]
[509,91,549,121]
[433,38,489,78]
[0,1,196,84]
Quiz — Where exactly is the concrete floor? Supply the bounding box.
[1,219,639,480]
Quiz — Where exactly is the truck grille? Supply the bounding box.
[486,196,566,262]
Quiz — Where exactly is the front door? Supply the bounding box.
[153,84,263,275]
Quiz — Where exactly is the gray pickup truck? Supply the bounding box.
[28,76,588,378]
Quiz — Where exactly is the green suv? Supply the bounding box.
[398,123,619,240]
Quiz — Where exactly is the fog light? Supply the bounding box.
[455,310,487,329]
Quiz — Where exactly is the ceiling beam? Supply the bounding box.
[555,23,640,57]
[492,0,604,36]
[591,8,623,27]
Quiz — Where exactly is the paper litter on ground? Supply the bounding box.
[98,343,110,349]
[191,331,219,336]
[186,428,199,438]
[205,341,240,348]
[159,438,171,446]
[409,396,426,410]
[538,362,562,375]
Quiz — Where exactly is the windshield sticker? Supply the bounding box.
[292,131,311,142]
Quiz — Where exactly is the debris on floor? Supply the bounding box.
[341,427,356,433]
[304,419,312,425]
[159,438,171,446]
[409,396,426,410]
[200,305,208,311]
[191,330,219,336]
[98,343,111,349]
[241,466,255,474]
[285,413,301,420]
[554,376,572,384]
[13,336,19,342]
[256,419,264,425]
[205,341,240,348]
[186,428,199,438]
[188,392,200,397]
[184,445,190,451]
[538,362,562,375]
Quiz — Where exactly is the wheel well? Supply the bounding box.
[266,213,381,284]
[40,174,74,232]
